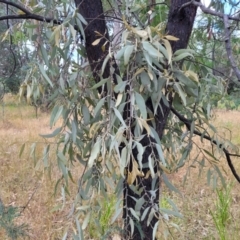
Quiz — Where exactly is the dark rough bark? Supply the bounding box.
[75,0,119,86]
[76,0,199,239]
[123,135,160,240]
[166,0,200,53]
[154,0,200,138]
[124,1,200,239]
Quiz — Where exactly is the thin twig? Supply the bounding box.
[6,3,17,80]
[0,0,87,36]
[180,0,240,22]
[19,183,40,214]
[171,107,240,183]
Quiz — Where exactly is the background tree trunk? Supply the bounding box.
[154,0,200,138]
[166,0,200,53]
[76,0,199,239]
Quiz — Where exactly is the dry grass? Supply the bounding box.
[1,95,240,239]
[0,95,80,239]
[158,109,240,239]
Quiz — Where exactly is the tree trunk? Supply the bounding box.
[75,0,119,87]
[154,0,200,138]
[166,0,200,53]
[124,1,200,239]
[76,0,199,239]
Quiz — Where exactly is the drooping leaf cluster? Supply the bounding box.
[2,0,239,238]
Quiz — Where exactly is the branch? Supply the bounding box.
[0,0,32,14]
[170,107,240,183]
[0,0,62,24]
[180,0,240,22]
[0,14,62,24]
[180,1,240,81]
[223,14,240,81]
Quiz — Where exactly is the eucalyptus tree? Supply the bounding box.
[1,0,240,239]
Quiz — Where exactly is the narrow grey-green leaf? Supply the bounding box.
[30,143,36,157]
[82,212,90,230]
[59,76,65,91]
[147,208,155,226]
[88,139,101,167]
[148,155,155,178]
[53,105,63,126]
[50,105,59,127]
[62,231,68,240]
[72,120,77,143]
[140,71,151,86]
[153,41,168,60]
[120,147,128,176]
[142,41,163,59]
[111,208,122,224]
[129,218,134,236]
[75,217,83,240]
[43,144,50,168]
[203,149,218,162]
[129,208,139,221]
[173,49,195,57]
[57,151,67,165]
[172,52,193,62]
[40,45,49,66]
[124,45,134,65]
[114,81,127,93]
[40,127,62,138]
[167,198,179,213]
[91,78,108,89]
[94,98,105,117]
[174,82,186,106]
[58,159,68,182]
[207,168,212,185]
[141,206,150,221]
[190,121,195,137]
[143,52,153,68]
[162,174,181,194]
[101,54,110,75]
[113,107,126,127]
[76,17,85,41]
[155,143,166,166]
[19,143,25,158]
[174,71,197,89]
[77,13,88,25]
[135,92,147,119]
[116,47,126,60]
[38,63,53,87]
[82,105,90,124]
[160,208,183,218]
[178,148,189,168]
[152,221,159,240]
[215,165,226,188]
[69,24,76,40]
[135,142,144,170]
[135,197,145,212]
[150,127,161,145]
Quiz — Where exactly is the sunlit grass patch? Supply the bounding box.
[1,97,240,239]
[0,99,80,239]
